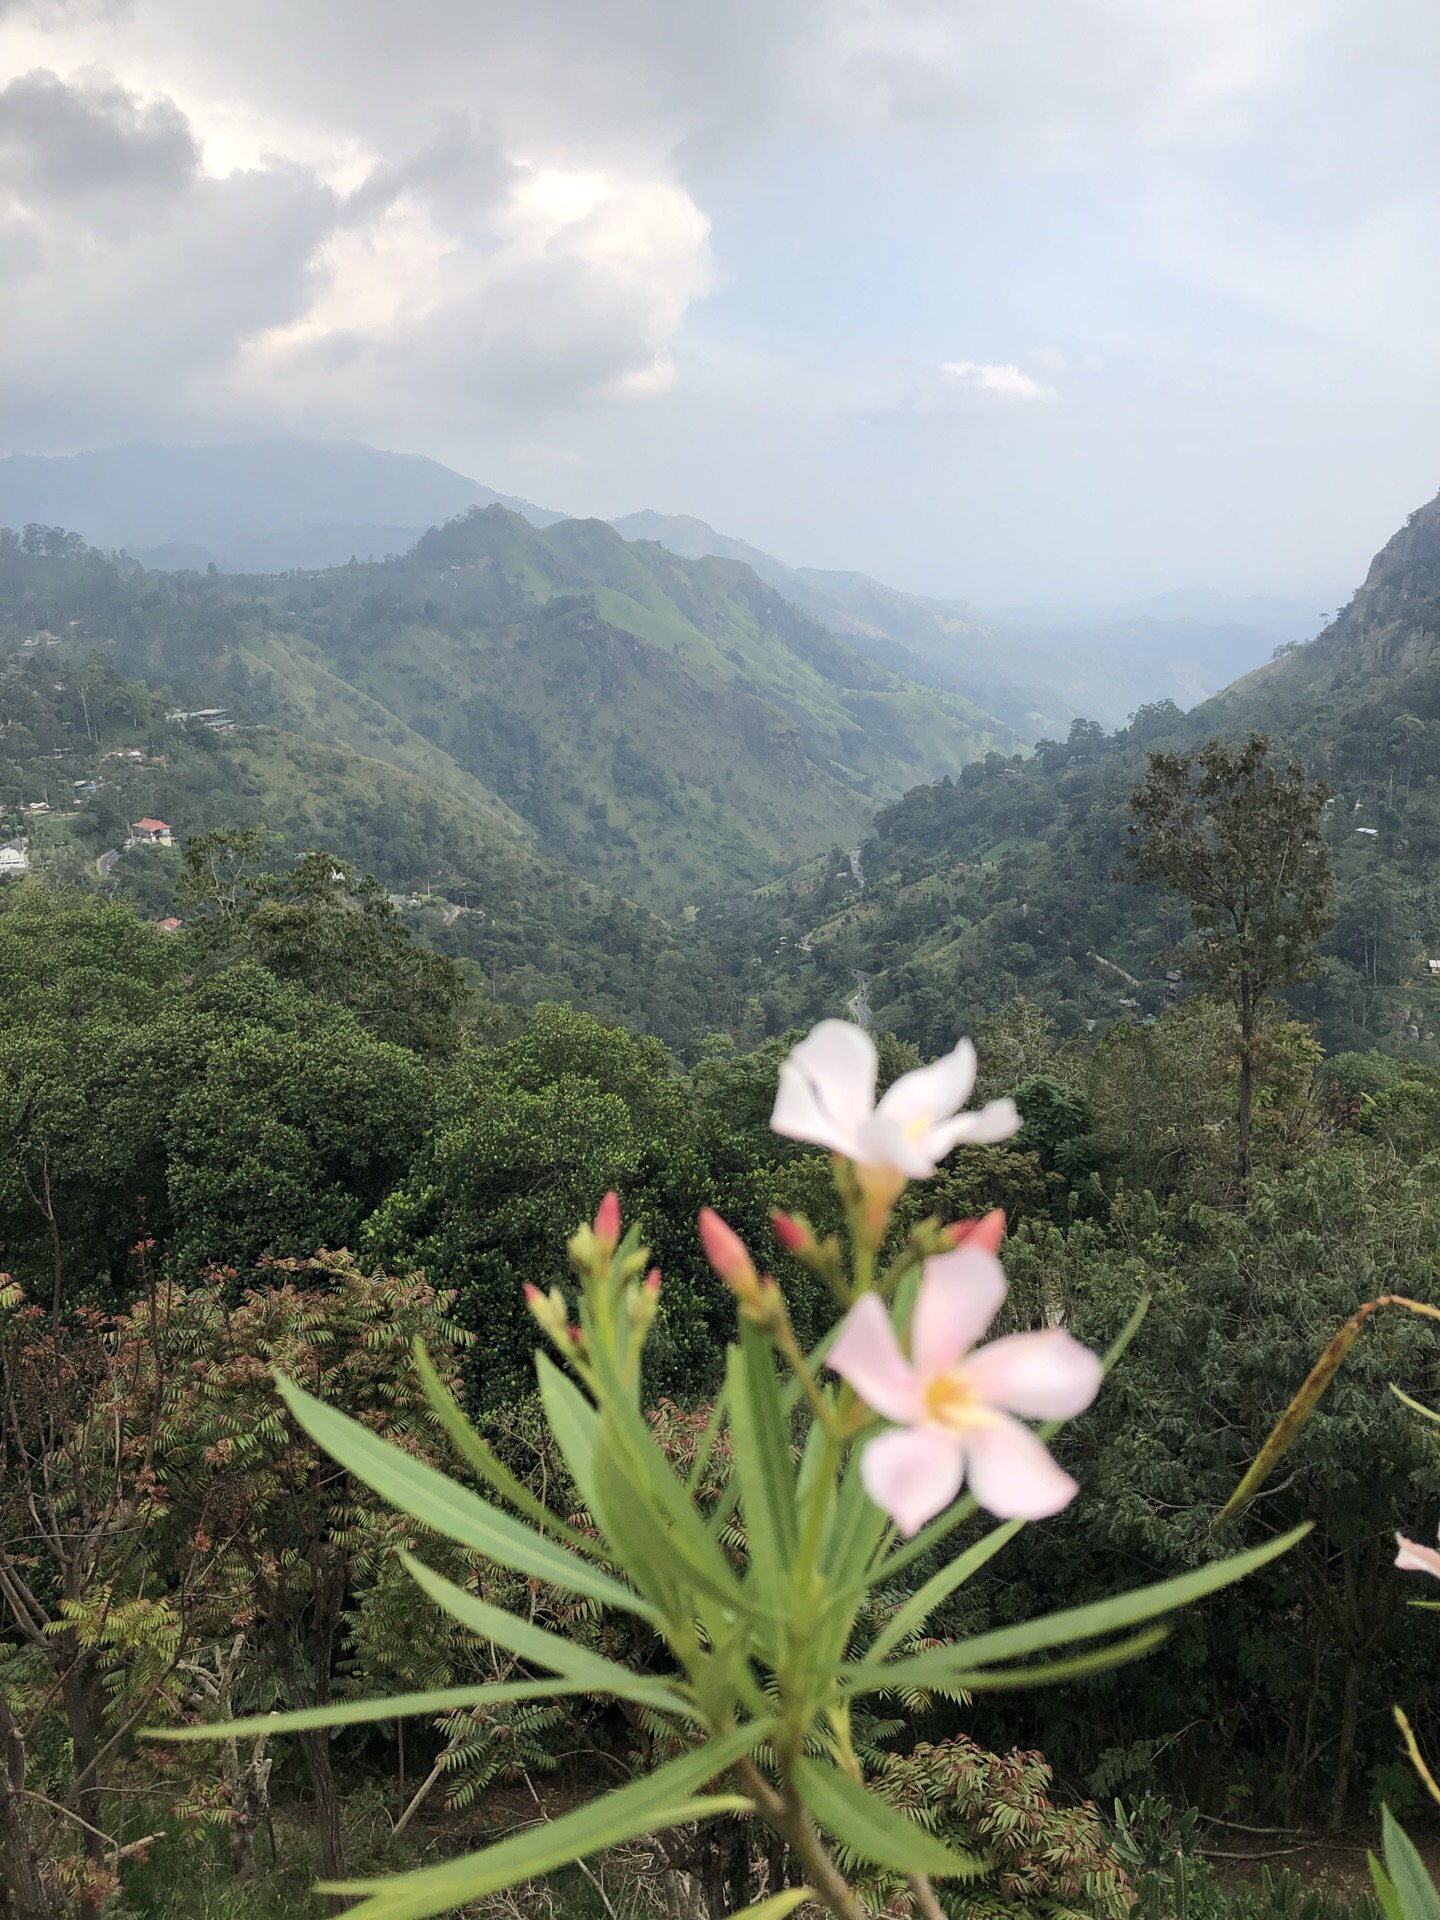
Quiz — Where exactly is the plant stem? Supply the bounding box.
[907,1873,948,1920]
[733,1760,869,1920]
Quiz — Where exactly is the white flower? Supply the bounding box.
[770,1020,1019,1179]
[828,1245,1101,1533]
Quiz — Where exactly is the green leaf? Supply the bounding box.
[792,1757,983,1880]
[845,1524,1307,1694]
[1382,1809,1440,1920]
[585,1371,756,1618]
[414,1341,604,1558]
[322,1721,772,1920]
[590,1420,762,1626]
[273,1372,653,1619]
[536,1351,604,1518]
[1391,1384,1440,1427]
[866,1518,1023,1666]
[1372,1854,1406,1920]
[935,1624,1168,1694]
[726,1326,798,1611]
[400,1552,693,1717]
[823,1450,891,1591]
[147,1679,591,1741]
[726,1892,813,1920]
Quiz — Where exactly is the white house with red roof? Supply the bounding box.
[126,817,174,848]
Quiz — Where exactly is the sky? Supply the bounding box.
[0,0,1437,604]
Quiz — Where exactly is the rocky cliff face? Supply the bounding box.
[1257,490,1440,693]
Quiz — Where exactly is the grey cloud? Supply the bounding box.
[0,68,198,200]
[343,114,517,226]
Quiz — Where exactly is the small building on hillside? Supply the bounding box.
[0,841,30,876]
[156,916,183,934]
[127,817,174,848]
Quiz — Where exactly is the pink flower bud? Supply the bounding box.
[594,1190,621,1252]
[698,1207,757,1291]
[523,1283,544,1308]
[771,1210,811,1254]
[645,1267,662,1297]
[949,1208,1006,1256]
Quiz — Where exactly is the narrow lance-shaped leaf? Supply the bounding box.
[844,1524,1308,1693]
[400,1552,694,1718]
[147,1679,594,1742]
[321,1720,773,1920]
[726,1893,813,1920]
[1217,1296,1440,1524]
[865,1518,1023,1666]
[792,1757,984,1880]
[1380,1808,1440,1920]
[273,1372,654,1619]
[413,1340,607,1559]
[929,1624,1169,1695]
[536,1351,604,1519]
[725,1326,798,1613]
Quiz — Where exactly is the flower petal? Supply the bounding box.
[876,1038,977,1129]
[963,1413,1079,1520]
[1395,1533,1440,1579]
[910,1247,1007,1377]
[770,1020,877,1155]
[961,1328,1102,1421]
[860,1426,966,1537]
[852,1110,940,1179]
[925,1098,1022,1157]
[828,1294,921,1423]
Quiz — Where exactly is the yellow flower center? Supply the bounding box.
[923,1369,993,1434]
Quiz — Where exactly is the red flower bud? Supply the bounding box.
[645,1267,662,1297]
[523,1283,544,1306]
[770,1209,809,1254]
[949,1208,1006,1256]
[594,1190,621,1251]
[698,1207,757,1289]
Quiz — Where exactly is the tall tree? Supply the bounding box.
[1124,731,1333,1196]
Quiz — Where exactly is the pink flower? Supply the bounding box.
[1396,1532,1440,1579]
[771,1021,1019,1180]
[827,1246,1101,1534]
[593,1191,621,1253]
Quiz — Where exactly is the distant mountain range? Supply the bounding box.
[612,510,1330,734]
[0,440,565,573]
[0,439,1330,738]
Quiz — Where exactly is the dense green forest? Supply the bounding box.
[5,496,1440,1920]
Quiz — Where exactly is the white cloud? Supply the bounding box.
[940,360,1055,401]
[0,52,714,447]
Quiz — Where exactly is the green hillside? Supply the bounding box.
[0,510,1016,915]
[0,649,730,1047]
[702,487,1440,1058]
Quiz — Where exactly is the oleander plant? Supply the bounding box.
[166,1020,1303,1920]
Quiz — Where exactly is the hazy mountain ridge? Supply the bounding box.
[1,441,1301,742]
[705,485,1440,1058]
[611,507,1306,734]
[0,504,1014,917]
[0,441,566,573]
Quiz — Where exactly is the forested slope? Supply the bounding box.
[707,488,1440,1058]
[1,510,1014,916]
